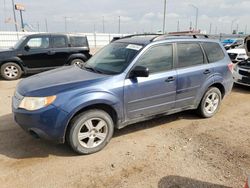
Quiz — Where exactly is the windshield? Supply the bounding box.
[12,36,27,49]
[84,42,143,74]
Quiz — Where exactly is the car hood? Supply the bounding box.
[0,49,15,57]
[17,66,110,96]
[227,48,246,54]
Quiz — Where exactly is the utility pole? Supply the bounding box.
[231,19,237,34]
[102,16,105,33]
[45,18,48,32]
[11,0,18,32]
[236,24,239,34]
[190,4,198,31]
[177,20,180,32]
[245,25,248,34]
[64,17,67,32]
[189,21,192,31]
[37,22,40,32]
[162,0,167,34]
[19,9,24,31]
[209,23,212,34]
[118,16,121,34]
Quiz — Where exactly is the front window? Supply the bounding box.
[26,37,50,49]
[85,42,143,74]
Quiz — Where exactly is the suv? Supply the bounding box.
[0,33,91,80]
[12,34,233,154]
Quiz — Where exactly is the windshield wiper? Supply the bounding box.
[84,65,104,74]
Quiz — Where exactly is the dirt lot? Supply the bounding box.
[0,78,250,188]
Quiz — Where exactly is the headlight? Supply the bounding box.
[19,96,56,111]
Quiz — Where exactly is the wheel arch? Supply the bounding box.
[1,58,25,72]
[64,103,119,143]
[66,53,88,65]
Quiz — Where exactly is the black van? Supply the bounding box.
[0,33,91,80]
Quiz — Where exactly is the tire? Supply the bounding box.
[67,109,114,154]
[1,62,22,80]
[197,87,222,118]
[70,59,85,67]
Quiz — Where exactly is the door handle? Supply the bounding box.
[47,51,56,55]
[165,76,175,82]
[203,69,211,74]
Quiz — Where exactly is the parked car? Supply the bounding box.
[12,34,234,154]
[232,35,250,86]
[227,46,248,63]
[0,33,91,80]
[222,38,243,50]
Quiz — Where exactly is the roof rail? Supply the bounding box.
[152,33,209,41]
[111,33,161,42]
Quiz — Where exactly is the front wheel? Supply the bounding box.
[1,62,22,80]
[67,109,114,154]
[197,87,222,118]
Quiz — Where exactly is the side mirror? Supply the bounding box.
[24,45,30,51]
[129,66,149,78]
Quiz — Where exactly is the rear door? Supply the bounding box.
[124,44,177,120]
[175,42,214,108]
[50,35,70,66]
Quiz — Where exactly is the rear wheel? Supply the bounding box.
[1,62,22,80]
[70,59,85,67]
[197,87,222,118]
[67,109,114,154]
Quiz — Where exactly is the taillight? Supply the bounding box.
[245,177,249,188]
[228,62,234,73]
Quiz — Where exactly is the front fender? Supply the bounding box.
[60,91,123,124]
[1,56,25,70]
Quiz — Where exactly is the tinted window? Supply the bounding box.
[27,37,49,49]
[136,44,173,74]
[70,36,88,47]
[202,42,225,63]
[177,43,204,68]
[53,36,67,48]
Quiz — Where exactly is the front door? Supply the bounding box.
[20,36,52,68]
[124,44,177,120]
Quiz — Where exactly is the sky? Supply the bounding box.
[0,0,250,34]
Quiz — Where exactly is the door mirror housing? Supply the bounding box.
[129,66,149,78]
[24,45,30,51]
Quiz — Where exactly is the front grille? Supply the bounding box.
[239,70,250,77]
[242,77,250,84]
[13,91,24,109]
[228,53,237,60]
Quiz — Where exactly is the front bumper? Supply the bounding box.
[233,67,250,86]
[12,96,69,143]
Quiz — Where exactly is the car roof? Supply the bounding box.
[113,34,220,46]
[25,33,87,38]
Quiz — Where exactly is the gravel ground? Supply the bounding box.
[0,77,249,188]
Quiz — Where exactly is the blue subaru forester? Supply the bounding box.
[12,34,234,154]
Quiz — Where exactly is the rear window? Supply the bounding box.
[202,42,225,63]
[70,36,88,47]
[52,36,67,48]
[177,43,204,68]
